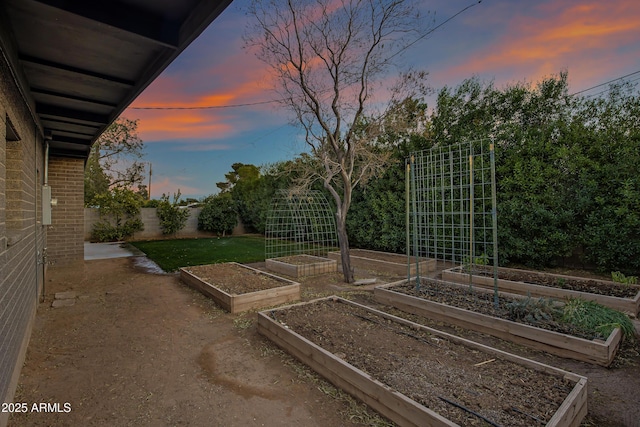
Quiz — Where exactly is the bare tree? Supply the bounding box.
[245,0,431,282]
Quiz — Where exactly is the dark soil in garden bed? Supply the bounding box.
[349,291,640,427]
[466,266,638,299]
[392,280,606,341]
[271,298,576,427]
[348,250,412,263]
[274,255,328,265]
[184,263,285,294]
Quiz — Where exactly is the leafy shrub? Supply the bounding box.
[91,188,144,242]
[156,191,190,235]
[92,218,144,242]
[198,193,237,236]
[347,159,407,253]
[142,199,160,208]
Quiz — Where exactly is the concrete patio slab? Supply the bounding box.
[84,242,144,260]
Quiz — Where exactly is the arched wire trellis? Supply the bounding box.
[265,190,338,259]
[408,140,499,306]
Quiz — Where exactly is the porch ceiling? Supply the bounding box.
[1,0,233,158]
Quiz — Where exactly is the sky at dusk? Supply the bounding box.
[123,0,640,200]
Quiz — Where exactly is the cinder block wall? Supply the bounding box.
[132,207,208,240]
[0,52,46,425]
[47,156,85,264]
[85,207,246,241]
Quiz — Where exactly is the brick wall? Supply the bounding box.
[5,139,24,232]
[0,115,5,256]
[0,51,46,425]
[47,156,85,264]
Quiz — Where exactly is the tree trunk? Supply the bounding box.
[335,213,354,283]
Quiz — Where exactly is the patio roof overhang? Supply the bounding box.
[0,0,233,159]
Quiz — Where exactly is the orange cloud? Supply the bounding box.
[438,1,640,90]
[128,109,234,141]
[124,51,278,142]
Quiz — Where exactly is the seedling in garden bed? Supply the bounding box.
[506,296,562,324]
[442,265,640,316]
[554,278,567,288]
[375,280,624,366]
[462,253,490,270]
[611,271,638,287]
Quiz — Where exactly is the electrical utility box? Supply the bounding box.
[42,185,52,225]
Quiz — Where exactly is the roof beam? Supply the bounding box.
[20,54,135,87]
[50,135,92,146]
[31,87,119,108]
[41,117,101,130]
[37,103,110,125]
[47,147,91,159]
[32,0,180,48]
[51,129,97,139]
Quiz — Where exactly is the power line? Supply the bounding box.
[570,70,640,97]
[130,99,279,110]
[387,0,482,61]
[580,76,640,99]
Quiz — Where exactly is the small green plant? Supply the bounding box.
[505,296,562,324]
[554,278,567,288]
[611,271,638,286]
[156,190,190,235]
[471,253,489,265]
[562,298,635,340]
[462,253,489,270]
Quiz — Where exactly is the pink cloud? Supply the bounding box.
[150,177,204,199]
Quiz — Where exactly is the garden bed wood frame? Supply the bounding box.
[265,255,337,278]
[375,280,622,367]
[180,263,300,313]
[258,296,587,427]
[328,249,436,275]
[442,266,640,316]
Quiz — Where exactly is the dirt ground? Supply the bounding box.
[9,256,640,426]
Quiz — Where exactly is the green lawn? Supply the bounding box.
[130,236,266,272]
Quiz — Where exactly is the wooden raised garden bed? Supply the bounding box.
[442,266,640,316]
[259,296,587,427]
[327,249,436,275]
[375,279,622,366]
[265,254,337,278]
[180,262,300,313]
